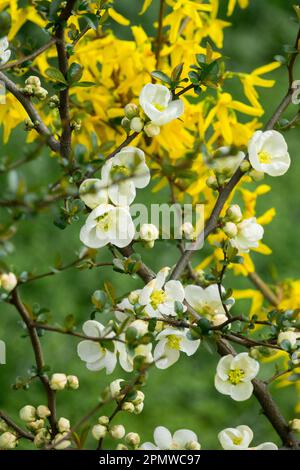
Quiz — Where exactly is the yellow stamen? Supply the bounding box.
[258,151,272,164]
[167,334,181,350]
[150,289,166,309]
[233,437,242,445]
[153,102,166,112]
[228,369,245,385]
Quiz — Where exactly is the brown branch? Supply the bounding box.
[32,323,125,343]
[0,411,34,440]
[0,39,56,71]
[0,71,60,153]
[155,0,165,68]
[10,289,57,434]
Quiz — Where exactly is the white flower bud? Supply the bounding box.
[109,379,124,399]
[37,405,51,419]
[128,291,140,305]
[67,375,79,390]
[27,419,45,432]
[98,415,109,426]
[124,103,139,119]
[278,330,300,348]
[132,390,145,405]
[223,221,238,238]
[0,432,17,450]
[226,204,242,223]
[121,401,135,413]
[121,117,131,132]
[52,433,71,450]
[34,429,50,448]
[0,272,17,292]
[50,373,67,391]
[206,175,218,189]
[249,169,264,181]
[130,320,148,337]
[240,160,251,173]
[134,402,144,414]
[144,122,160,137]
[181,222,195,240]
[92,424,107,440]
[212,314,227,327]
[186,440,201,450]
[125,432,140,447]
[0,419,8,433]
[130,117,144,133]
[140,223,159,242]
[79,179,107,210]
[19,405,36,422]
[116,443,128,450]
[35,87,48,100]
[25,76,41,87]
[289,419,300,432]
[58,417,70,433]
[110,424,125,440]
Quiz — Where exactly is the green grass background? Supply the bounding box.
[0,0,299,449]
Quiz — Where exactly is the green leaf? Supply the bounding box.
[188,71,200,85]
[68,63,83,84]
[72,81,96,87]
[171,63,184,83]
[45,67,67,84]
[151,70,171,84]
[83,13,100,29]
[104,281,116,305]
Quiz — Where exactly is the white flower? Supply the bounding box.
[0,432,17,450]
[215,353,259,401]
[185,284,233,326]
[218,425,278,450]
[230,217,264,253]
[154,328,200,369]
[138,267,185,318]
[79,178,108,209]
[139,84,184,126]
[278,329,300,348]
[101,147,150,206]
[141,426,200,450]
[212,147,245,175]
[140,223,159,242]
[50,373,68,391]
[0,37,11,65]
[0,272,17,292]
[19,405,36,422]
[116,340,153,373]
[115,289,142,322]
[77,320,117,374]
[144,122,160,137]
[130,117,144,132]
[248,130,290,177]
[80,204,135,249]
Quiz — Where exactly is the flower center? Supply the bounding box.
[258,150,272,164]
[111,164,131,181]
[228,368,245,385]
[150,289,166,309]
[196,303,214,317]
[232,437,242,445]
[153,102,166,112]
[167,335,181,350]
[96,213,111,232]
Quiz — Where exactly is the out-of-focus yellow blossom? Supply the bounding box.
[227,0,250,16]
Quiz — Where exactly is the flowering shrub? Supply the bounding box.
[0,0,300,451]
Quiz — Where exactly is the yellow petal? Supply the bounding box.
[252,61,281,76]
[108,8,130,26]
[139,0,152,15]
[257,208,276,225]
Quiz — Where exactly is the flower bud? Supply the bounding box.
[134,402,144,414]
[223,221,237,238]
[0,432,17,450]
[67,375,79,390]
[125,432,140,447]
[35,87,48,100]
[278,330,300,348]
[27,419,45,432]
[92,424,107,440]
[124,103,139,119]
[226,204,242,223]
[52,433,71,450]
[181,222,195,240]
[0,419,8,433]
[144,122,160,137]
[37,405,51,419]
[49,94,60,109]
[140,223,159,242]
[110,424,125,440]
[291,351,300,365]
[109,379,124,399]
[19,405,36,422]
[240,160,251,173]
[25,76,41,87]
[0,272,17,292]
[121,117,131,133]
[116,443,128,450]
[58,417,70,433]
[249,347,262,360]
[186,440,201,450]
[289,419,300,432]
[249,169,264,181]
[79,179,107,210]
[212,314,227,327]
[98,415,109,426]
[128,291,140,305]
[206,175,218,190]
[34,429,50,448]
[130,320,148,337]
[130,117,144,133]
[121,401,135,413]
[132,390,145,405]
[50,373,67,391]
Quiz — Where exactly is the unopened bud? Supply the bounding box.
[110,379,124,399]
[134,402,144,414]
[289,419,300,432]
[144,122,160,137]
[37,405,51,419]
[249,169,264,181]
[57,417,70,433]
[52,433,71,450]
[132,390,145,405]
[240,160,251,173]
[130,117,144,133]
[0,272,17,292]
[125,432,140,447]
[181,222,195,240]
[25,76,41,87]
[116,444,128,450]
[206,175,218,190]
[27,419,45,432]
[121,117,131,133]
[110,424,125,440]
[223,221,237,238]
[0,432,17,450]
[124,103,139,119]
[50,373,67,391]
[67,375,79,390]
[226,204,242,223]
[19,405,36,422]
[186,440,201,450]
[98,416,109,426]
[140,223,159,242]
[92,424,107,440]
[121,402,135,413]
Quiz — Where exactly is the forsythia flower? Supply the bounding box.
[0,37,11,65]
[154,327,200,369]
[218,425,278,450]
[141,426,201,450]
[77,320,117,374]
[138,267,185,317]
[248,130,290,177]
[139,84,184,126]
[101,147,150,206]
[230,217,264,253]
[80,204,135,249]
[215,353,259,401]
[185,284,234,326]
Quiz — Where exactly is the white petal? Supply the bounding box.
[173,429,198,448]
[214,375,232,396]
[151,100,184,126]
[82,320,104,337]
[253,442,278,450]
[184,285,204,309]
[230,381,253,401]
[154,426,173,449]
[165,280,185,302]
[216,355,233,381]
[77,340,103,363]
[155,267,170,290]
[141,442,158,450]
[180,337,200,356]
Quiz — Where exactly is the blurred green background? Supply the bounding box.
[0,0,300,449]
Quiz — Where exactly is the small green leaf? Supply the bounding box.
[151,70,171,84]
[68,62,83,84]
[45,67,67,84]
